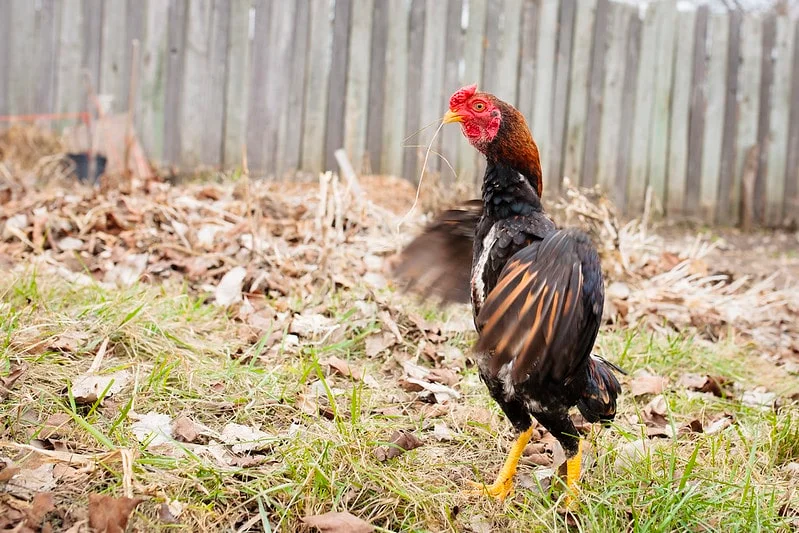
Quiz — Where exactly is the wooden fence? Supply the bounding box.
[1,0,798,226]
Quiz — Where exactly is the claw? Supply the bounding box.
[463,478,514,500]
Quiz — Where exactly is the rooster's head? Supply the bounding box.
[443,84,542,197]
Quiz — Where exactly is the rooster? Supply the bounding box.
[395,85,622,504]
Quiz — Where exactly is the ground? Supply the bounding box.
[1,168,798,532]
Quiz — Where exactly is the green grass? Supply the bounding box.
[1,269,798,532]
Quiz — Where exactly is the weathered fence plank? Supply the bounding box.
[666,6,697,217]
[366,0,389,174]
[563,0,595,186]
[765,16,794,226]
[282,0,309,173]
[56,0,84,116]
[647,1,677,211]
[516,0,539,132]
[301,0,332,173]
[627,2,658,213]
[457,0,486,187]
[418,0,447,176]
[181,0,229,167]
[403,0,426,183]
[596,1,630,199]
[717,10,742,225]
[138,0,170,162]
[785,19,799,222]
[532,0,559,188]
[441,0,465,185]
[580,0,608,187]
[82,0,103,96]
[164,0,187,164]
[380,0,409,178]
[699,10,729,222]
[734,13,763,225]
[123,0,147,108]
[325,0,352,171]
[9,0,37,114]
[344,0,373,174]
[99,0,128,112]
[34,0,60,115]
[754,15,776,225]
[548,0,576,191]
[222,0,251,168]
[0,1,11,115]
[684,6,708,217]
[497,0,524,105]
[264,1,295,177]
[614,5,641,209]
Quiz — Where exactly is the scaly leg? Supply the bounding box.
[465,427,534,501]
[562,439,583,510]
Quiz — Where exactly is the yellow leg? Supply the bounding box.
[465,427,534,501]
[562,439,583,510]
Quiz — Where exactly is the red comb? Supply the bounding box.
[449,84,477,109]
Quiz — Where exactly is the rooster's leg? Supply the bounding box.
[465,426,534,500]
[561,438,583,509]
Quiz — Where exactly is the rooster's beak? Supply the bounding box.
[442,110,464,124]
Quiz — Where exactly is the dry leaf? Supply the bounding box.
[741,389,776,408]
[158,500,184,524]
[433,422,455,442]
[378,311,403,343]
[88,494,143,533]
[630,372,666,397]
[364,332,395,358]
[374,430,424,461]
[104,253,148,287]
[425,368,459,387]
[405,377,461,403]
[130,411,173,447]
[325,356,362,380]
[290,313,337,337]
[642,395,669,428]
[27,492,55,526]
[705,415,734,435]
[71,370,131,404]
[214,266,247,306]
[220,423,271,453]
[171,416,199,443]
[4,464,56,497]
[49,331,90,352]
[301,511,374,533]
[0,366,25,400]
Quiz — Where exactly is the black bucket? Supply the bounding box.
[67,152,107,183]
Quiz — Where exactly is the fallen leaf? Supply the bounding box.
[58,236,84,251]
[158,500,184,524]
[27,492,55,526]
[678,374,731,398]
[705,414,734,435]
[290,313,338,338]
[88,494,143,533]
[425,368,459,387]
[405,377,461,403]
[433,422,455,441]
[172,416,200,443]
[49,331,90,352]
[130,411,173,447]
[642,395,669,428]
[71,370,131,404]
[374,430,424,461]
[4,464,56,497]
[630,372,666,397]
[0,462,20,482]
[220,422,271,453]
[614,439,658,473]
[325,356,362,380]
[104,253,148,287]
[214,266,247,306]
[301,511,374,533]
[364,332,395,358]
[0,365,25,400]
[680,419,704,434]
[741,388,776,408]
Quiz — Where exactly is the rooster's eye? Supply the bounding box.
[473,102,485,111]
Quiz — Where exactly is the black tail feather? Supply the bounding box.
[577,355,622,423]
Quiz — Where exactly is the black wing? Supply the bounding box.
[392,200,482,303]
[475,228,604,385]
